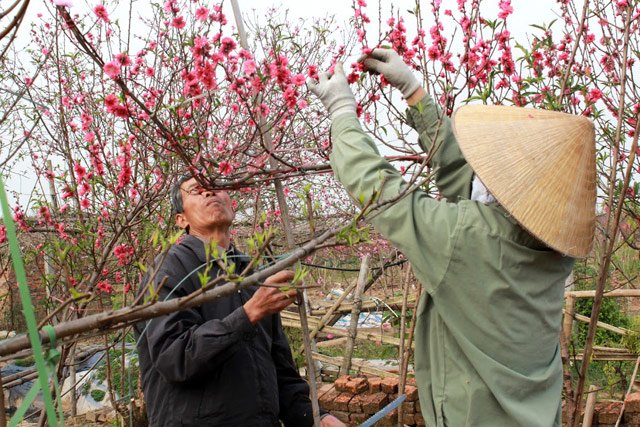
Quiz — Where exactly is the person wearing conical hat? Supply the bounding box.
[308,48,595,426]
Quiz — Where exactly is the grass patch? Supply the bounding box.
[90,389,106,402]
[14,357,34,367]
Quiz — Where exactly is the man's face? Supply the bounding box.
[175,178,235,235]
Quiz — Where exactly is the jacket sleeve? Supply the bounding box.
[141,259,256,383]
[271,313,317,427]
[329,112,460,293]
[405,94,474,202]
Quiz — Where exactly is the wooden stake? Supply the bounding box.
[582,385,598,427]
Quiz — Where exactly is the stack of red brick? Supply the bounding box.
[318,375,423,426]
[562,392,640,426]
[319,376,640,426]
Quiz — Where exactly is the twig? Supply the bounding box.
[341,255,370,375]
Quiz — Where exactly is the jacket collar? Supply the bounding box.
[179,234,251,267]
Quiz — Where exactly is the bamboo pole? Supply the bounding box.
[341,255,369,375]
[397,265,412,427]
[311,352,398,379]
[566,289,640,298]
[569,311,631,336]
[316,337,347,348]
[2,372,39,389]
[572,347,638,361]
[281,312,407,348]
[563,295,576,343]
[310,295,416,316]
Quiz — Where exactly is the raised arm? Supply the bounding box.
[308,62,459,291]
[361,48,473,201]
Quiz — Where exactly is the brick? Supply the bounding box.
[626,391,640,413]
[319,389,341,411]
[626,413,640,425]
[362,392,389,415]
[597,401,624,425]
[400,412,415,425]
[402,401,416,414]
[316,383,334,399]
[331,411,350,424]
[373,408,398,427]
[350,412,368,425]
[334,375,351,392]
[333,392,353,412]
[345,377,369,394]
[348,394,366,413]
[404,384,419,401]
[406,377,417,386]
[415,412,426,426]
[416,399,421,413]
[381,377,399,394]
[368,376,382,393]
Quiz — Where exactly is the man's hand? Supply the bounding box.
[307,62,357,119]
[243,270,298,324]
[360,48,421,99]
[320,414,346,427]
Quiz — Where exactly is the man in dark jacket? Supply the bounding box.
[135,175,343,426]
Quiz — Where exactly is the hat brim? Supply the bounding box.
[452,105,596,258]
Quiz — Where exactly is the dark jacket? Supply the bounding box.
[135,235,314,426]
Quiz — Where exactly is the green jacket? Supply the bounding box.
[329,95,574,427]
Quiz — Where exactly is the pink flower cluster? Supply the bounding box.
[104,94,131,118]
[114,243,135,266]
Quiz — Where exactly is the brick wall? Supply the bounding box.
[320,376,640,426]
[318,375,422,426]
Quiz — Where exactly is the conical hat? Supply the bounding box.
[452,105,596,258]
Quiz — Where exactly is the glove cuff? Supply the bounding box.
[400,78,421,99]
[330,104,357,120]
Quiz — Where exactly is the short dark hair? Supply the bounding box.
[170,174,193,216]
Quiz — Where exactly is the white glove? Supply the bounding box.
[360,48,420,99]
[307,61,357,120]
